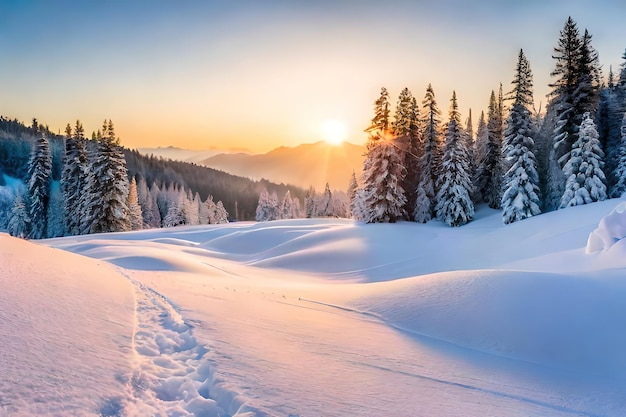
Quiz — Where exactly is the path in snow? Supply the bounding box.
[118,269,259,417]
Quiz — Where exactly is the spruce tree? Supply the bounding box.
[84,120,131,234]
[347,171,358,216]
[319,183,333,217]
[214,201,229,224]
[610,113,626,197]
[501,49,542,224]
[27,131,52,239]
[7,193,30,238]
[367,87,391,133]
[475,90,503,208]
[560,113,607,207]
[281,190,294,219]
[360,133,407,223]
[128,176,143,230]
[413,84,441,223]
[360,88,407,223]
[550,17,583,169]
[435,92,474,227]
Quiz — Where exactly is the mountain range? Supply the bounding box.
[140,141,366,191]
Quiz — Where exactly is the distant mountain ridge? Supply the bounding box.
[199,141,366,191]
[137,146,248,164]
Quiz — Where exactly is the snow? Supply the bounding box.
[586,201,626,253]
[4,198,626,415]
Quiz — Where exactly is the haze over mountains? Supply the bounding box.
[139,141,366,191]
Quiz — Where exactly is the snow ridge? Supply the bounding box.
[119,270,259,417]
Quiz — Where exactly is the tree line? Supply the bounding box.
[351,17,625,226]
[0,118,307,238]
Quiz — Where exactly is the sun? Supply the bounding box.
[320,119,347,146]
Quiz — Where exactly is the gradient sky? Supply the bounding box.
[1,0,626,153]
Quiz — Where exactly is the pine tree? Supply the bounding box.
[163,189,190,227]
[128,177,143,230]
[359,131,407,223]
[609,113,626,197]
[256,188,271,222]
[319,183,333,217]
[281,190,294,219]
[84,120,131,234]
[347,171,358,216]
[560,113,607,208]
[435,92,474,227]
[501,49,542,224]
[422,84,443,178]
[27,131,52,239]
[7,193,30,238]
[392,88,414,136]
[550,17,583,169]
[399,95,421,219]
[471,111,488,202]
[214,201,229,224]
[464,109,475,182]
[201,195,217,224]
[304,186,316,218]
[413,84,442,223]
[606,51,626,195]
[61,123,85,235]
[46,182,64,238]
[475,90,504,208]
[366,87,391,133]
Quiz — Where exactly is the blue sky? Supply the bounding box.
[1,1,625,151]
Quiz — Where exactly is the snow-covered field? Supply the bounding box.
[3,199,626,416]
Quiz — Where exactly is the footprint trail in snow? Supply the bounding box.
[119,270,261,417]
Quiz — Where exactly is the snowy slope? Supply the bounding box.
[5,198,626,416]
[0,235,134,415]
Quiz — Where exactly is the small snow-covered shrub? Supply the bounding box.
[586,202,626,253]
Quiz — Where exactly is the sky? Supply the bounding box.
[1,0,626,153]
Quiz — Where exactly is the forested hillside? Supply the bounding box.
[0,117,306,238]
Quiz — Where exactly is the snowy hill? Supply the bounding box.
[4,199,626,416]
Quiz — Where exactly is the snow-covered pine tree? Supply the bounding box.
[560,112,607,208]
[281,190,294,219]
[606,51,626,196]
[501,49,542,224]
[46,182,64,237]
[163,189,190,227]
[201,194,217,224]
[475,89,504,208]
[83,120,131,234]
[27,131,52,239]
[256,188,279,221]
[318,183,333,217]
[304,186,316,218]
[214,201,229,224]
[471,111,488,202]
[550,17,583,170]
[128,176,143,230]
[359,132,407,223]
[422,84,443,179]
[291,196,301,218]
[608,113,626,197]
[464,109,475,182]
[148,182,162,228]
[366,87,391,133]
[359,88,407,223]
[347,171,358,217]
[413,84,442,223]
[435,92,474,227]
[393,90,421,220]
[61,122,88,235]
[7,192,30,238]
